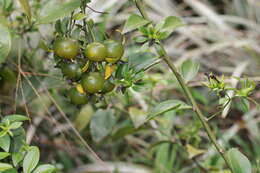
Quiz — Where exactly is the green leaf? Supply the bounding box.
[147,100,191,120]
[0,22,11,64]
[38,40,52,52]
[128,52,159,73]
[237,98,250,112]
[180,59,200,83]
[128,107,147,128]
[0,131,8,138]
[73,13,87,20]
[122,14,150,34]
[133,36,148,43]
[90,109,116,142]
[0,163,13,171]
[2,115,29,123]
[0,152,10,160]
[12,152,24,167]
[11,133,26,166]
[18,0,31,24]
[2,168,18,173]
[32,164,55,173]
[38,0,81,24]
[9,122,23,130]
[155,16,183,40]
[0,135,10,152]
[160,16,183,31]
[111,125,139,141]
[227,148,251,173]
[74,104,94,132]
[211,171,231,173]
[23,146,40,173]
[186,144,205,159]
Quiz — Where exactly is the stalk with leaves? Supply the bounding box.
[119,0,256,172]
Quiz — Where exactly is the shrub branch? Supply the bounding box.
[133,0,234,172]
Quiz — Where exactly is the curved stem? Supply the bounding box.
[134,0,233,172]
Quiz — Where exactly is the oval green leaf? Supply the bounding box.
[23,146,40,173]
[180,59,200,83]
[37,0,81,24]
[33,164,55,173]
[227,148,251,173]
[18,0,31,24]
[155,16,183,40]
[74,104,94,132]
[2,168,18,173]
[0,152,10,160]
[73,13,87,20]
[129,107,147,128]
[2,115,29,123]
[0,23,11,64]
[122,14,150,34]
[0,135,10,152]
[146,100,191,121]
[0,163,13,171]
[90,109,116,142]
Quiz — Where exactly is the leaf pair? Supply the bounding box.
[123,14,183,41]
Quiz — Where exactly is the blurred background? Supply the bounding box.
[0,0,260,172]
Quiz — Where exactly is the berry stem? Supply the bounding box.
[80,0,96,42]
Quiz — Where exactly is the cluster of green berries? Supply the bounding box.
[53,38,124,105]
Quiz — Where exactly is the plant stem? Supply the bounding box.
[81,0,96,42]
[134,0,149,20]
[80,0,91,42]
[80,0,96,42]
[86,21,96,42]
[134,0,233,172]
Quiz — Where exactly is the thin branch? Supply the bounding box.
[14,39,22,112]
[86,4,108,14]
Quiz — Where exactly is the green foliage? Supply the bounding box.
[0,115,55,173]
[37,0,81,24]
[227,148,252,173]
[180,59,200,83]
[0,135,10,152]
[74,104,94,131]
[0,22,11,64]
[122,14,150,34]
[126,15,183,42]
[0,152,10,160]
[128,52,159,73]
[0,163,12,171]
[18,0,31,24]
[0,0,259,173]
[73,13,88,21]
[33,164,56,173]
[129,107,147,128]
[235,78,256,97]
[90,109,116,142]
[23,146,40,173]
[154,16,183,40]
[147,99,191,121]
